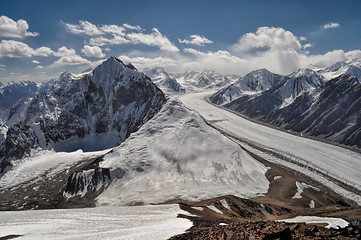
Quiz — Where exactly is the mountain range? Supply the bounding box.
[1,56,361,210]
[210,58,361,148]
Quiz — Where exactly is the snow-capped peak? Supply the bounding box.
[290,68,320,79]
[209,68,285,105]
[0,57,166,170]
[143,67,184,93]
[320,58,361,81]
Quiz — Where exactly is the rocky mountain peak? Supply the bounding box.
[0,57,166,173]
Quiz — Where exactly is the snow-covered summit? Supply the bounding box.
[0,57,166,173]
[143,67,184,93]
[319,58,361,81]
[209,68,285,105]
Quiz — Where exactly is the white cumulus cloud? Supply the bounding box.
[323,22,340,29]
[179,35,213,46]
[0,16,38,38]
[66,21,177,52]
[81,45,105,58]
[231,26,302,54]
[229,26,306,74]
[0,40,53,58]
[32,60,40,64]
[117,26,361,76]
[53,46,90,65]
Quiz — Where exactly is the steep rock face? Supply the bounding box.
[143,67,184,93]
[215,59,361,148]
[224,73,361,148]
[286,74,361,146]
[209,69,286,105]
[0,57,166,172]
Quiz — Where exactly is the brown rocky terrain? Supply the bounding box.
[169,156,361,239]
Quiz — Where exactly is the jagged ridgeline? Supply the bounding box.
[0,57,166,173]
[210,59,361,148]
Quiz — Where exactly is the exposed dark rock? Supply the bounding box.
[219,73,361,148]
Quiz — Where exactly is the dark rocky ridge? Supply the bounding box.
[217,73,361,148]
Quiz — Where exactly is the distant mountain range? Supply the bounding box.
[171,69,239,92]
[210,58,361,148]
[143,67,185,93]
[0,81,40,115]
[1,57,361,173]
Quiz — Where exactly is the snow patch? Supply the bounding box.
[0,204,192,240]
[220,199,231,210]
[273,176,282,180]
[191,206,203,211]
[0,149,109,189]
[309,200,315,208]
[292,181,320,199]
[279,216,349,229]
[208,204,223,214]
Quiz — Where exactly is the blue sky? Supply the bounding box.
[1,0,361,82]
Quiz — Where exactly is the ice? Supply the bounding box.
[0,205,192,240]
[53,134,120,152]
[279,216,349,229]
[179,91,361,205]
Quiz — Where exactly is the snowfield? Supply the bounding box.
[0,149,110,188]
[0,204,192,240]
[179,91,361,205]
[279,216,349,229]
[97,98,269,206]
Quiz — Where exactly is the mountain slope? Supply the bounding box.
[67,98,269,206]
[143,67,184,93]
[284,74,361,146]
[209,69,286,105]
[0,57,166,173]
[319,58,361,81]
[217,64,361,148]
[224,68,325,116]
